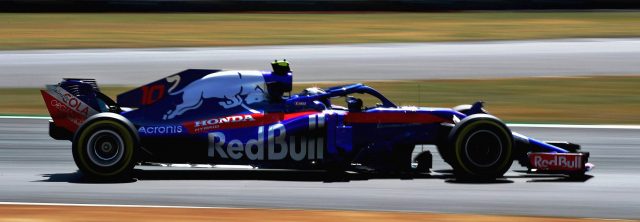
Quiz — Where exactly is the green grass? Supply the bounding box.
[1,12,640,49]
[4,76,640,124]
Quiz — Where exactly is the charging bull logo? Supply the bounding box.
[163,71,268,120]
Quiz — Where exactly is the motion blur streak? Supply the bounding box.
[1,38,639,87]
[1,118,639,219]
[0,204,628,222]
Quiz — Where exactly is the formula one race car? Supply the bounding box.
[41,61,593,180]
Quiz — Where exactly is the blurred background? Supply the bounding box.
[3,0,640,11]
[1,3,638,124]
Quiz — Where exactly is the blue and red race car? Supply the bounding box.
[41,61,593,180]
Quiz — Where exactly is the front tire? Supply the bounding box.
[448,114,513,179]
[72,115,137,180]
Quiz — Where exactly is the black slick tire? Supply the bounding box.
[72,113,138,180]
[448,114,514,180]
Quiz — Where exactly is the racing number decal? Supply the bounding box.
[141,84,165,105]
[166,75,181,93]
[207,114,325,161]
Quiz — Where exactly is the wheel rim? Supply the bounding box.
[86,129,125,167]
[464,130,503,168]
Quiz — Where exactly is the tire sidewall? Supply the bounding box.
[72,118,136,178]
[449,114,513,178]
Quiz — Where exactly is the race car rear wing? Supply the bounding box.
[41,79,106,140]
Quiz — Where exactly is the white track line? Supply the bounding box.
[0,201,245,210]
[1,115,639,129]
[507,124,640,130]
[0,116,52,120]
[0,201,434,214]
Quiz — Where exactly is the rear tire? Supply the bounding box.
[448,114,514,179]
[72,115,137,180]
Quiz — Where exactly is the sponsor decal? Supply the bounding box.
[138,125,184,135]
[208,124,323,161]
[186,113,276,134]
[41,86,99,131]
[163,71,267,120]
[184,111,320,134]
[529,153,584,171]
[207,114,325,161]
[47,85,96,117]
[195,115,256,128]
[49,99,72,115]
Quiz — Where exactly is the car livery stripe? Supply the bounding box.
[344,112,451,124]
[184,111,320,134]
[284,111,320,121]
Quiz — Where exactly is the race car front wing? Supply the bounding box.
[514,132,593,175]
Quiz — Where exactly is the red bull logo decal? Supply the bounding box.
[529,153,584,171]
[208,122,324,161]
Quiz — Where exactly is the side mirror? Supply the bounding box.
[311,101,327,111]
[346,96,363,112]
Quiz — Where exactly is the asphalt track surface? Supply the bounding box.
[1,117,639,219]
[1,38,640,87]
